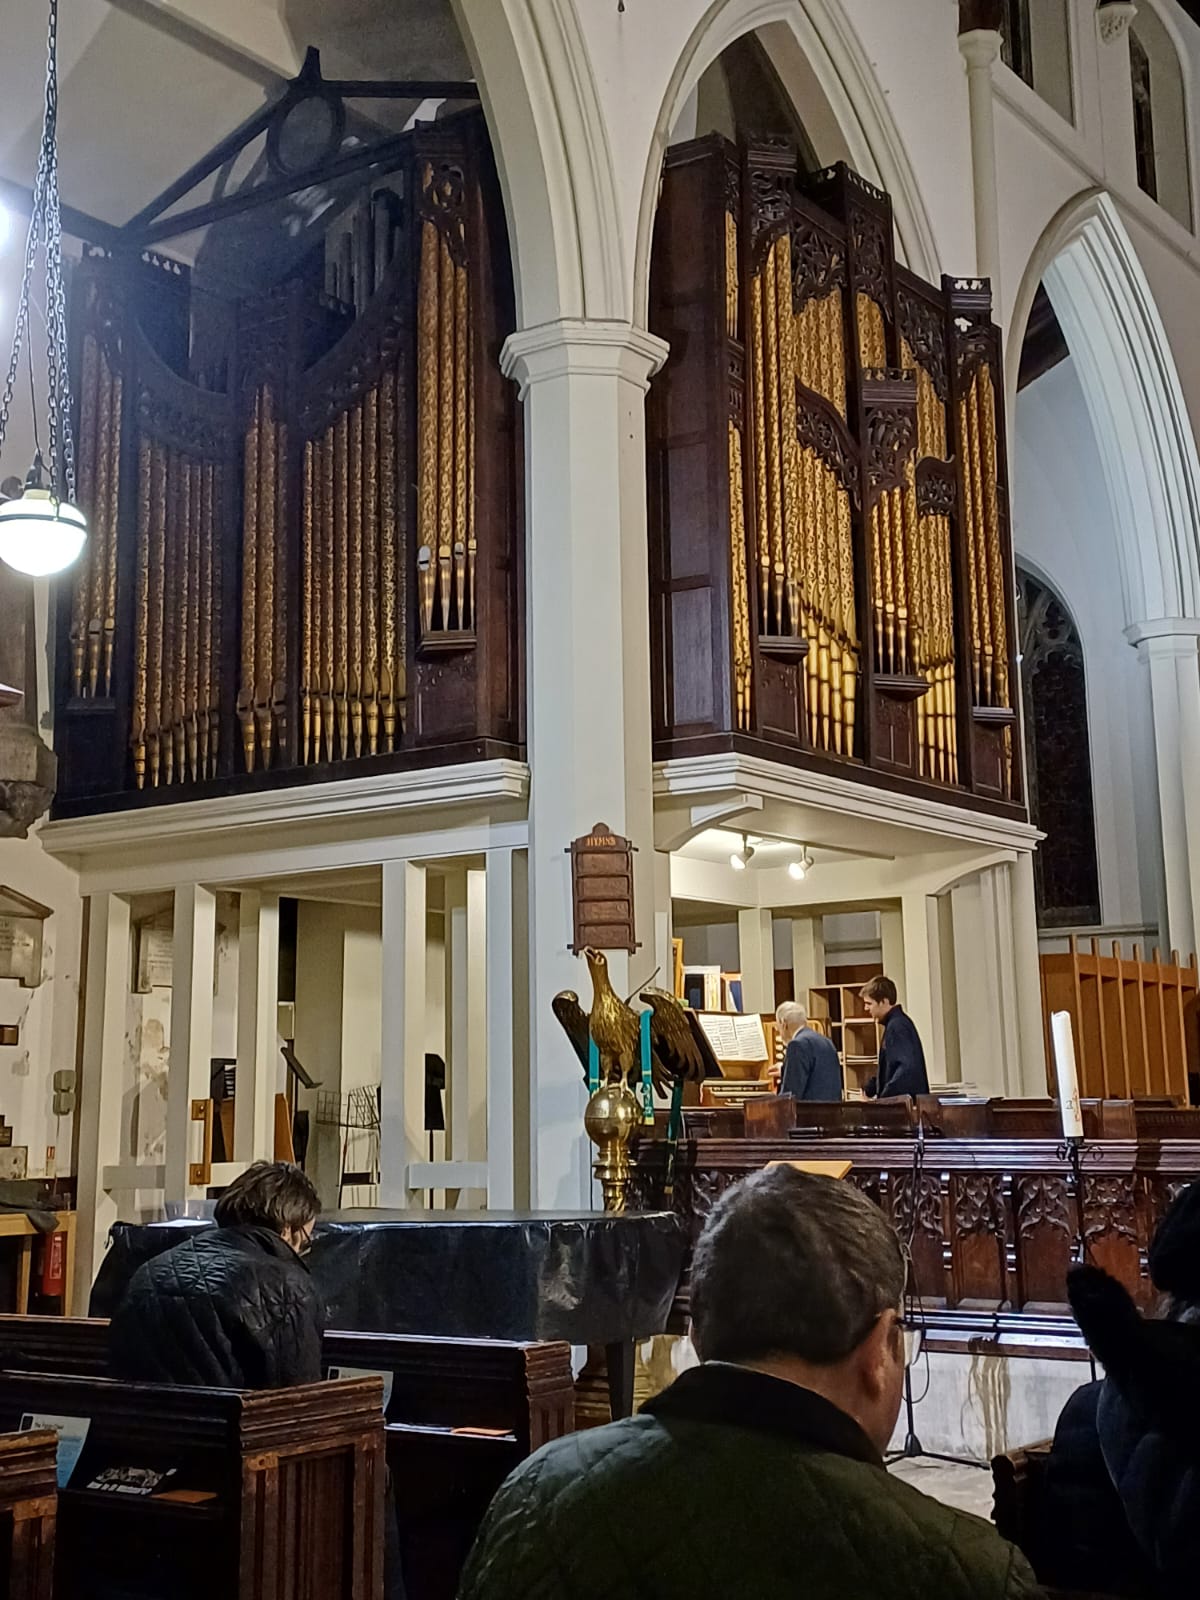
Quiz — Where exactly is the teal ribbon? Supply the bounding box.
[639,1009,654,1124]
[587,1033,600,1094]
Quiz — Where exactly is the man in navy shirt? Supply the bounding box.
[861,976,929,1099]
[774,1001,843,1101]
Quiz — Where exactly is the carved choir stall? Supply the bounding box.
[52,69,518,816]
[649,138,1020,809]
[632,1096,1200,1342]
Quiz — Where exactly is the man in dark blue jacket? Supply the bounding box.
[774,1001,843,1100]
[861,976,929,1099]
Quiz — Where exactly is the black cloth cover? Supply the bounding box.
[92,1210,687,1346]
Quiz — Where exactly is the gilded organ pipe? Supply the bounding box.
[363,386,380,756]
[239,391,260,772]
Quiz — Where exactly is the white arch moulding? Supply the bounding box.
[1007,189,1200,629]
[632,0,941,330]
[450,0,626,327]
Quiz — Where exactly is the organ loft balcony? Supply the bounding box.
[51,60,520,820]
[647,137,1024,819]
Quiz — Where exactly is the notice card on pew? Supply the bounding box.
[20,1412,90,1489]
[328,1365,395,1413]
[698,1011,769,1064]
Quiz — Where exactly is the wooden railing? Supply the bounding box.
[1040,937,1198,1104]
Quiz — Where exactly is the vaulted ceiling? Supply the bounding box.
[0,0,470,231]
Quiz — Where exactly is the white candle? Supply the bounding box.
[1050,1010,1084,1140]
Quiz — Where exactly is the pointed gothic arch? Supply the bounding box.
[632,0,941,329]
[1007,190,1200,629]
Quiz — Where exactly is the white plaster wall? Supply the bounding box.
[0,830,81,1179]
[1013,356,1162,934]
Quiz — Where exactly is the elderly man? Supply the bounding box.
[459,1168,1038,1600]
[773,999,843,1101]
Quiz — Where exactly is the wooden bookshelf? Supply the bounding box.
[807,984,883,1095]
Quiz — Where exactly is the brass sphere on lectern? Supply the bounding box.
[584,1081,642,1214]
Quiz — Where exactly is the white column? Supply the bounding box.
[1011,850,1048,1093]
[485,847,521,1208]
[379,860,428,1206]
[75,892,131,1303]
[234,890,279,1164]
[880,906,906,991]
[653,849,674,993]
[467,867,488,1161]
[900,892,943,1079]
[445,870,470,1162]
[959,27,1004,305]
[164,884,216,1203]
[502,320,667,1208]
[1134,628,1200,957]
[980,863,1022,1095]
[791,915,826,1005]
[737,908,775,1014]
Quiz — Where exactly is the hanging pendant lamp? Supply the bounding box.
[0,0,87,578]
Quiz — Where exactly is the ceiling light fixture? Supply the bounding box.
[0,0,88,579]
[788,847,815,882]
[730,834,755,871]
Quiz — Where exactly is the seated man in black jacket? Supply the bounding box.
[861,975,929,1099]
[109,1160,324,1389]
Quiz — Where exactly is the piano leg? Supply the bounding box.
[606,1340,636,1420]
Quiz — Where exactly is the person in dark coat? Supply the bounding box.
[774,1001,843,1100]
[108,1160,324,1389]
[861,975,929,1099]
[459,1167,1037,1600]
[1042,1181,1200,1597]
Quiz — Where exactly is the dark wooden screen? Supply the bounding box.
[648,136,1022,813]
[55,112,519,816]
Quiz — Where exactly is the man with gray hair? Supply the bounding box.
[458,1168,1038,1599]
[775,998,843,1100]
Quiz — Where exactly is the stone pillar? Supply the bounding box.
[958,11,1004,307]
[880,907,906,991]
[164,884,216,1203]
[1132,626,1200,958]
[501,320,667,1208]
[74,892,131,1303]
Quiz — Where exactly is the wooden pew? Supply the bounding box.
[0,1427,56,1600]
[0,1317,576,1600]
[992,1440,1125,1600]
[0,1372,385,1600]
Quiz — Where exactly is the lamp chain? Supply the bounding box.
[0,0,76,505]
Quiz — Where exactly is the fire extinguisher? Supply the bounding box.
[32,1230,65,1314]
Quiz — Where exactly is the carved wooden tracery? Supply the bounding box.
[648,137,1022,810]
[56,112,519,814]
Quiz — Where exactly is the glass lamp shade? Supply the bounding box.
[0,489,87,576]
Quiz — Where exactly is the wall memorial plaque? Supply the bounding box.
[0,886,50,989]
[567,822,638,954]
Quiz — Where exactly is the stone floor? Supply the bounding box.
[888,1455,997,1521]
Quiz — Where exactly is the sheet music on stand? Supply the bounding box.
[697,1012,769,1065]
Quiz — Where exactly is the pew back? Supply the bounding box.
[0,1427,56,1600]
[0,1372,384,1600]
[0,1317,575,1600]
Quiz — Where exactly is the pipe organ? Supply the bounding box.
[649,138,1021,810]
[55,116,519,816]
